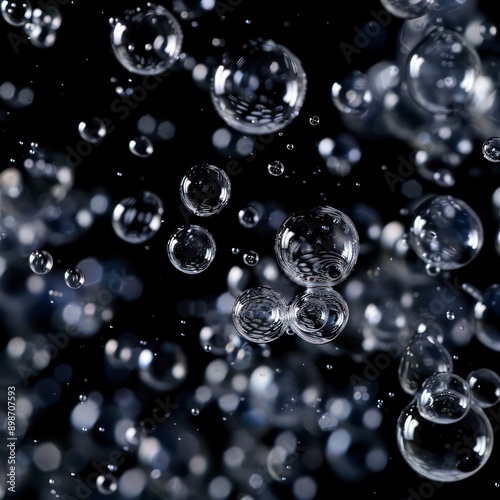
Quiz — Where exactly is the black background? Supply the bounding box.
[2,1,500,499]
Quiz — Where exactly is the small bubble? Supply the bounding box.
[204,345,212,352]
[191,408,200,416]
[286,144,294,150]
[243,250,259,266]
[326,364,333,370]
[446,310,455,320]
[64,267,86,289]
[267,160,284,176]
[309,115,320,126]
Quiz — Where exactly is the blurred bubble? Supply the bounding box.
[380,0,432,19]
[238,205,260,228]
[129,135,154,158]
[1,0,32,26]
[172,0,215,20]
[96,473,118,495]
[331,70,373,116]
[78,117,107,144]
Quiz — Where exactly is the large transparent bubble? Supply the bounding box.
[210,38,307,135]
[274,206,359,288]
[110,4,183,75]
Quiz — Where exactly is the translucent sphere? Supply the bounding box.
[380,0,432,19]
[331,70,373,115]
[471,284,500,352]
[64,267,86,289]
[408,195,483,272]
[129,135,154,158]
[96,474,118,495]
[28,250,54,275]
[274,206,359,287]
[238,205,260,228]
[482,137,500,163]
[112,191,164,244]
[287,287,349,344]
[396,400,494,481]
[179,163,231,217]
[467,368,500,408]
[417,372,471,424]
[110,4,183,75]
[78,117,107,144]
[210,38,307,135]
[167,224,216,274]
[405,27,482,115]
[1,0,32,27]
[232,286,288,343]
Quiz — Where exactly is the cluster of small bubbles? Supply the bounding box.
[274,206,360,288]
[167,224,216,274]
[172,0,215,20]
[64,267,86,289]
[238,205,260,228]
[210,38,307,135]
[467,368,500,408]
[109,4,183,75]
[111,190,164,244]
[407,194,484,275]
[128,135,154,158]
[0,0,32,27]
[179,163,231,217]
[78,117,107,144]
[268,160,285,177]
[23,1,62,48]
[318,133,362,177]
[482,137,500,162]
[28,249,53,275]
[242,250,259,266]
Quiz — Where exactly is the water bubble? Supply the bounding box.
[129,135,154,158]
[179,163,231,217]
[238,205,260,228]
[232,286,288,343]
[467,284,500,352]
[28,250,54,275]
[331,70,372,115]
[286,144,294,150]
[64,267,86,289]
[110,4,183,75]
[210,38,307,135]
[191,408,200,416]
[96,473,118,495]
[467,368,500,408]
[287,287,349,344]
[405,27,482,115]
[380,0,432,19]
[407,194,484,271]
[268,160,284,176]
[111,190,164,244]
[30,3,61,30]
[243,250,259,266]
[309,115,320,126]
[274,205,360,288]
[446,310,455,320]
[167,224,216,274]
[482,137,500,163]
[172,0,215,20]
[78,117,107,144]
[1,0,32,26]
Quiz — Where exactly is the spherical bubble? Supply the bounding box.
[405,27,482,115]
[287,287,349,344]
[78,117,107,144]
[1,0,32,27]
[331,70,372,115]
[110,4,183,75]
[172,0,215,20]
[396,399,494,481]
[407,194,483,271]
[470,284,500,352]
[380,0,432,19]
[210,38,307,135]
[96,473,118,495]
[417,372,471,423]
[179,163,231,217]
[274,206,360,288]
[129,135,153,158]
[167,224,216,274]
[232,286,288,343]
[64,267,86,289]
[467,368,500,408]
[28,250,54,275]
[482,137,500,163]
[242,250,259,266]
[268,160,284,176]
[238,205,260,228]
[111,191,164,244]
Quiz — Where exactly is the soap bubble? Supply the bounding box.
[467,368,500,408]
[407,194,483,272]
[482,137,500,163]
[274,206,359,288]
[287,287,349,344]
[331,70,373,115]
[111,191,164,244]
[129,135,154,158]
[396,399,494,481]
[179,163,231,217]
[96,473,118,495]
[238,205,260,228]
[167,224,216,274]
[268,160,285,176]
[380,0,432,19]
[210,38,307,135]
[28,250,54,275]
[405,27,482,115]
[78,117,107,144]
[64,267,86,289]
[232,286,288,343]
[1,0,32,26]
[110,4,183,75]
[416,372,471,424]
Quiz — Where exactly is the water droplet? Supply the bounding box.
[78,117,107,144]
[96,473,118,495]
[238,205,260,228]
[191,408,200,416]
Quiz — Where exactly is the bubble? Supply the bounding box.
[396,400,494,481]
[238,205,260,228]
[407,195,484,271]
[287,287,349,344]
[28,250,54,275]
[405,27,482,115]
[96,473,118,495]
[179,163,231,217]
[30,3,61,30]
[110,4,183,75]
[331,70,372,115]
[268,160,284,176]
[64,267,86,289]
[1,0,32,27]
[167,224,216,274]
[467,368,500,408]
[78,117,107,144]
[129,135,154,158]
[309,116,320,126]
[172,0,215,20]
[482,137,500,163]
[191,407,200,416]
[380,0,432,19]
[274,206,360,288]
[232,286,288,343]
[210,38,307,135]
[243,250,259,266]
[468,284,500,352]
